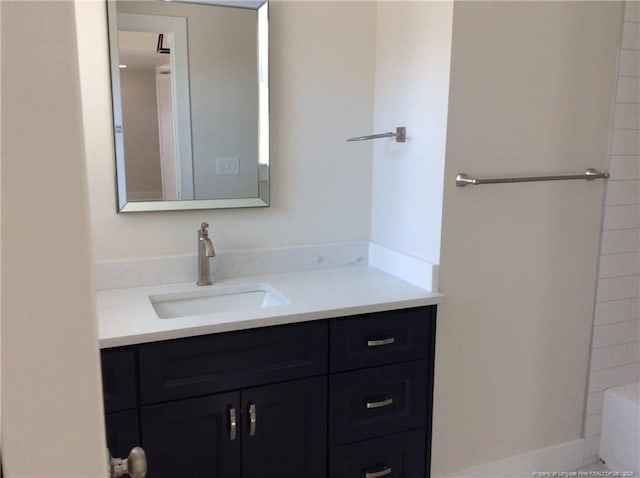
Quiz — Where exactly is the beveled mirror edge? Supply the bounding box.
[119,196,269,212]
[168,0,266,9]
[106,0,270,213]
[106,0,127,211]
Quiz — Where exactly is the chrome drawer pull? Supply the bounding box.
[365,396,394,409]
[249,403,257,436]
[367,337,395,347]
[229,407,237,441]
[365,465,392,478]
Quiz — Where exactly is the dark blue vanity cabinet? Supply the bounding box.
[100,305,436,478]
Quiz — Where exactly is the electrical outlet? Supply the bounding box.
[215,157,240,175]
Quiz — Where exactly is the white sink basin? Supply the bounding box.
[149,283,289,319]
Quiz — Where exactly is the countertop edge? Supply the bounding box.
[99,296,442,348]
[97,265,443,349]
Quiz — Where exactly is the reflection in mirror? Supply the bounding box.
[116,24,192,202]
[107,0,269,212]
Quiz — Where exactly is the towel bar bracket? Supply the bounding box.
[347,127,406,143]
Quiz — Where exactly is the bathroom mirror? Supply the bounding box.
[107,0,269,212]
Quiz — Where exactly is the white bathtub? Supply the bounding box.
[599,381,640,476]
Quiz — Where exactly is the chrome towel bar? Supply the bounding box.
[347,127,406,143]
[456,168,609,188]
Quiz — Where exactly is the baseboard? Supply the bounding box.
[447,439,585,478]
[368,242,438,291]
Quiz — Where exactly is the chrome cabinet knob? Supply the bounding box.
[107,447,147,478]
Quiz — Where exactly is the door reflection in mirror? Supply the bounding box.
[108,6,194,208]
[118,31,179,201]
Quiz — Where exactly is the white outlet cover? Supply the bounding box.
[215,157,240,175]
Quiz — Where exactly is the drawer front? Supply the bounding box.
[330,306,434,372]
[329,360,426,446]
[101,348,137,413]
[329,429,426,478]
[139,320,328,404]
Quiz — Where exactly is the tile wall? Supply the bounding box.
[583,1,640,466]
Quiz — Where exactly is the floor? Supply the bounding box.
[578,461,608,473]
[578,461,637,477]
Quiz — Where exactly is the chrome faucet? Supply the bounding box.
[197,222,215,286]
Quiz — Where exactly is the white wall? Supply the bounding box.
[189,4,258,200]
[583,1,640,466]
[370,1,453,267]
[79,0,376,261]
[433,2,623,476]
[1,1,106,476]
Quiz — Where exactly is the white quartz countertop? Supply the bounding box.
[97,265,442,348]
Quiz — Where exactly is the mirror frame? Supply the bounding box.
[106,0,270,212]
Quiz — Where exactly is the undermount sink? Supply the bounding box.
[149,283,289,319]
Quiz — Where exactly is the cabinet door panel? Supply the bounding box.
[141,392,241,478]
[242,377,327,478]
[329,429,426,478]
[105,410,140,460]
[101,348,137,413]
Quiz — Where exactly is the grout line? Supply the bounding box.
[591,341,640,352]
[601,225,640,232]
[599,250,640,256]
[590,362,640,375]
[598,276,640,282]
[596,299,640,305]
[592,319,640,328]
[586,406,603,417]
[593,318,640,327]
[599,252,640,257]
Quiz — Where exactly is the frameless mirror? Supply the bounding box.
[107,0,269,212]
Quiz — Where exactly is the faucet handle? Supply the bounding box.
[199,222,209,236]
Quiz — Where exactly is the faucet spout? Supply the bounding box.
[197,222,215,286]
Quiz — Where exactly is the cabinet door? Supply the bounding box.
[101,348,137,413]
[141,391,241,478]
[242,376,327,478]
[105,410,140,460]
